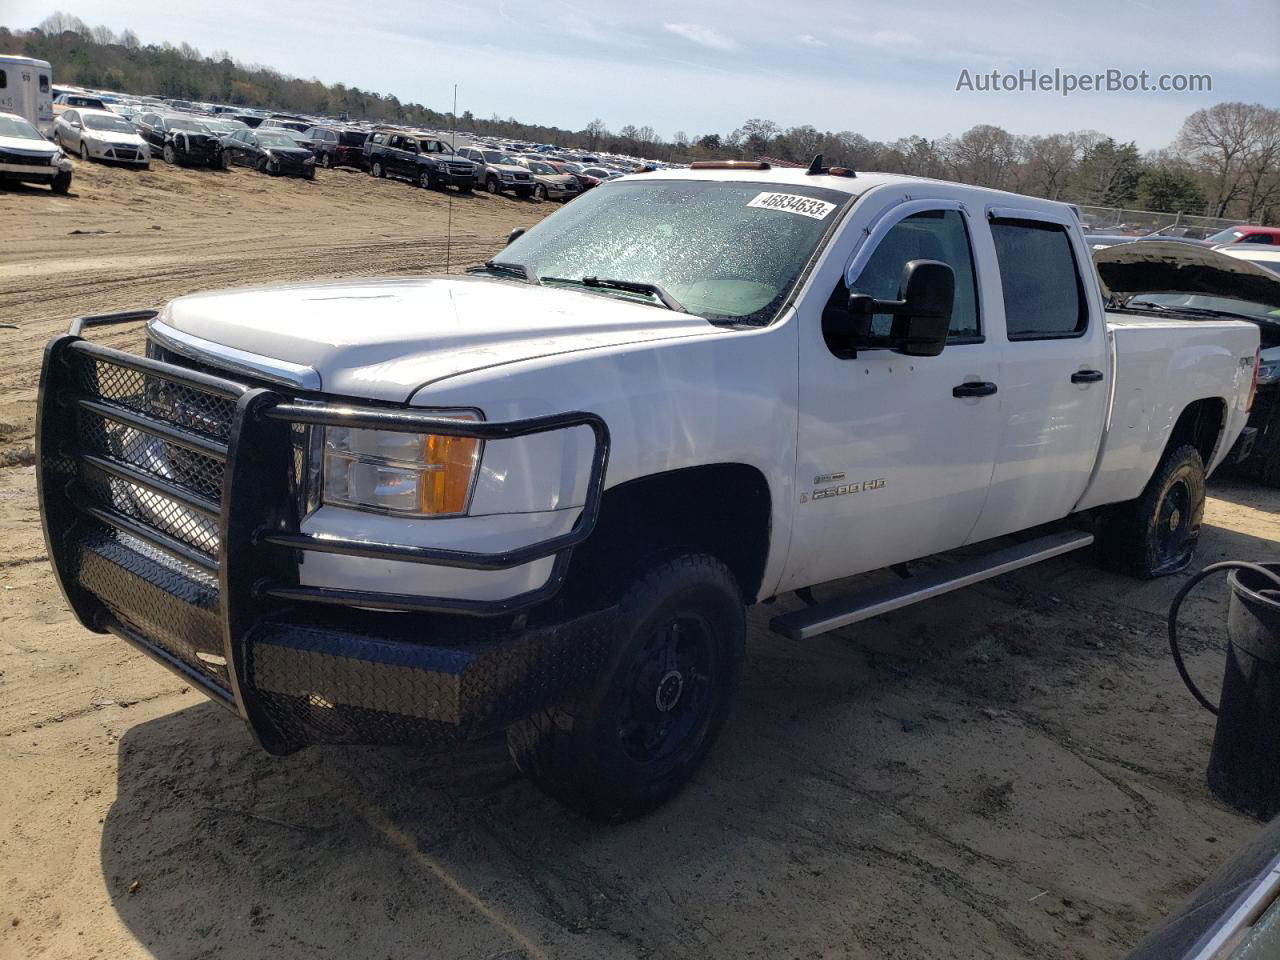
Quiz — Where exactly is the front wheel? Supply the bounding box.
[79,141,90,162]
[371,160,384,178]
[485,176,500,195]
[1096,443,1206,578]
[458,184,473,195]
[220,150,233,170]
[507,554,745,822]
[162,143,176,164]
[418,169,432,190]
[320,152,331,168]
[50,170,72,194]
[533,183,547,202]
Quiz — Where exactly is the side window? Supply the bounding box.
[39,74,49,93]
[1242,233,1272,245]
[850,209,981,340]
[990,218,1087,339]
[0,70,6,89]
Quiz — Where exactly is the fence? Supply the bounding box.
[1075,204,1237,238]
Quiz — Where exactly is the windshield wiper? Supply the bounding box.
[540,275,688,313]
[465,260,534,283]
[1136,303,1266,323]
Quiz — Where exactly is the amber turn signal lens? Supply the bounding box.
[418,432,481,515]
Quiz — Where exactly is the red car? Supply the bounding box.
[1206,224,1280,246]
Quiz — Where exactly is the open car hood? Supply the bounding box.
[1094,240,1280,311]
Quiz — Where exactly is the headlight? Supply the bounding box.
[321,413,481,516]
[1259,360,1279,386]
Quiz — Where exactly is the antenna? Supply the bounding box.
[445,83,457,275]
[806,154,824,175]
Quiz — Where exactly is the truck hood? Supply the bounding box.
[153,275,717,401]
[1094,240,1280,310]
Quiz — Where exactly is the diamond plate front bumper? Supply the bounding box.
[36,312,613,753]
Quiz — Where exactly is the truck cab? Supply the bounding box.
[37,163,1260,820]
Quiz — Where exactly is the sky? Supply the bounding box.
[2,0,1278,149]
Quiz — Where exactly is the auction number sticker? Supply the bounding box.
[747,192,837,220]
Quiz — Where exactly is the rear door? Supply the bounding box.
[787,193,1006,590]
[964,209,1110,542]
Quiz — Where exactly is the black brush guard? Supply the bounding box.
[37,312,614,753]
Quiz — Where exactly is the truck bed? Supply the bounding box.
[1077,311,1259,510]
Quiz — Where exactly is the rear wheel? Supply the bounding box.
[1097,443,1206,577]
[507,554,745,822]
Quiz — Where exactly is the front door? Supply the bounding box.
[784,195,1005,592]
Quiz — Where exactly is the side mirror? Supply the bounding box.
[837,260,955,358]
[507,228,526,246]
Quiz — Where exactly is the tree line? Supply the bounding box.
[6,14,1278,223]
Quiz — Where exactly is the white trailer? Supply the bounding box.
[0,55,54,136]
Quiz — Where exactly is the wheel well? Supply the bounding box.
[1168,398,1226,465]
[562,464,772,607]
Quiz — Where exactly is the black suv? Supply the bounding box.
[137,113,221,167]
[365,132,476,192]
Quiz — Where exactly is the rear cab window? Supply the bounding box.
[990,217,1088,339]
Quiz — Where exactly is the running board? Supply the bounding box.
[770,530,1095,641]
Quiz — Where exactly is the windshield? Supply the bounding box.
[528,162,556,174]
[83,113,136,133]
[257,133,300,148]
[482,151,518,165]
[203,119,246,132]
[501,179,850,324]
[0,116,45,140]
[1205,227,1246,245]
[168,118,210,133]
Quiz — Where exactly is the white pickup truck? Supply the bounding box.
[38,160,1262,820]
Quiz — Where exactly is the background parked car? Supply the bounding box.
[0,110,72,192]
[1205,224,1280,246]
[221,128,315,179]
[518,158,579,202]
[367,132,476,191]
[53,108,149,166]
[51,92,106,117]
[543,159,600,191]
[303,126,368,169]
[136,113,222,167]
[454,146,534,197]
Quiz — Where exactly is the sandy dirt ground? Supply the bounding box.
[1,157,1278,960]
